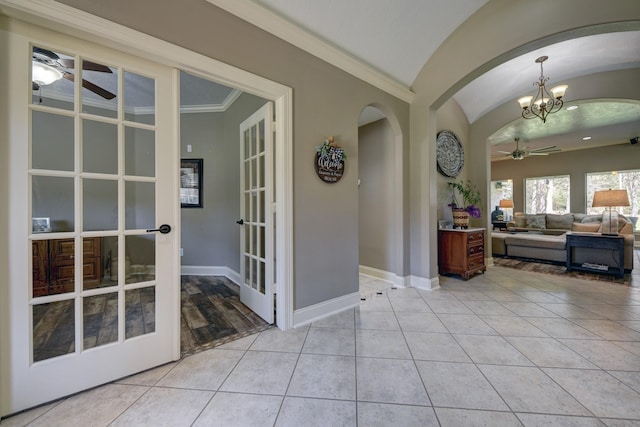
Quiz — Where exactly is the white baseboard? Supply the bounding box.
[359,265,440,290]
[180,265,241,284]
[408,275,440,291]
[359,265,406,288]
[293,292,361,328]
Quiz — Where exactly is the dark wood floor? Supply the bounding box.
[180,275,271,356]
[32,276,271,361]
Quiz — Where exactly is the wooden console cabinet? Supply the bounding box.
[32,237,102,297]
[438,228,486,280]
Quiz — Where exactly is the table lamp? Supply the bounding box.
[591,189,629,235]
[499,199,514,221]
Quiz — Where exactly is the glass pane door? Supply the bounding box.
[2,27,179,414]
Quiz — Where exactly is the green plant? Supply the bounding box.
[448,180,482,218]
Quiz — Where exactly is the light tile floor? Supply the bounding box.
[3,265,640,426]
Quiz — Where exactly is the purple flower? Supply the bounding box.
[465,205,481,218]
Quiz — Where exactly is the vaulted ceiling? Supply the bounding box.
[212,1,640,161]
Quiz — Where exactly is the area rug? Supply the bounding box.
[493,257,632,286]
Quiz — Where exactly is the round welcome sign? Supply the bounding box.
[315,136,346,184]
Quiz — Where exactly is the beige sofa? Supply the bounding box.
[492,213,635,272]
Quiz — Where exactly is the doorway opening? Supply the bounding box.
[178,71,275,355]
[357,105,405,295]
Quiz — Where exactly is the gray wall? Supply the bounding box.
[180,92,267,271]
[491,143,640,214]
[58,0,411,310]
[358,118,395,273]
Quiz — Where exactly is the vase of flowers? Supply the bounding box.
[448,180,482,228]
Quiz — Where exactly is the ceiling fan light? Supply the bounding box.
[517,96,532,109]
[32,61,63,86]
[551,85,568,99]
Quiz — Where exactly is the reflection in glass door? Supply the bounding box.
[3,31,179,414]
[30,45,162,361]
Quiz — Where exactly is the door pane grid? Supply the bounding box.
[29,50,160,361]
[238,104,273,323]
[242,121,265,295]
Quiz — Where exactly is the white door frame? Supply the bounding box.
[0,0,294,330]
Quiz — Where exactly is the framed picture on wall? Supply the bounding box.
[180,158,203,208]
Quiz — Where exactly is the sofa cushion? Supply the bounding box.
[546,214,574,230]
[572,222,601,232]
[581,214,602,224]
[526,214,546,229]
[505,233,566,250]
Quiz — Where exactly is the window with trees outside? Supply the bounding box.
[525,175,570,214]
[586,170,640,233]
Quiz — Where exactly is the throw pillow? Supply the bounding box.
[514,213,527,228]
[571,222,600,232]
[620,222,633,234]
[546,213,574,230]
[598,213,629,233]
[526,214,546,229]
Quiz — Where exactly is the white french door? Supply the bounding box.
[2,21,179,414]
[239,103,274,324]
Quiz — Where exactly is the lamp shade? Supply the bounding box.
[499,199,514,209]
[592,189,630,208]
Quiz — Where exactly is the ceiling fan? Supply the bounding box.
[32,47,116,100]
[498,137,561,160]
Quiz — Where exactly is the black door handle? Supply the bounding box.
[236,219,244,225]
[146,224,171,234]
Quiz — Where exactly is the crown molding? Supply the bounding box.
[206,0,414,103]
[36,86,243,114]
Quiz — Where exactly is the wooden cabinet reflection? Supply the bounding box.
[32,237,102,297]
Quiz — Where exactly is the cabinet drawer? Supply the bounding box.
[467,244,484,257]
[467,255,484,269]
[467,232,484,243]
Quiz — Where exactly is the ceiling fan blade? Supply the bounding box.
[58,58,113,73]
[498,151,512,154]
[63,72,116,100]
[528,152,549,156]
[531,145,559,152]
[33,47,59,60]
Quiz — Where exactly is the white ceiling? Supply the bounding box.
[255,0,489,86]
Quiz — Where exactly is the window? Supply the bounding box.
[524,175,570,214]
[586,170,640,232]
[490,180,513,211]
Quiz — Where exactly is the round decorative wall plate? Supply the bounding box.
[436,130,464,177]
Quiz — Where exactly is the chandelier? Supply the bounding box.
[517,56,567,123]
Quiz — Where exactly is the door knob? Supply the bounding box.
[146,224,171,234]
[236,219,244,225]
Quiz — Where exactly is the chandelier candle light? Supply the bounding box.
[517,56,567,123]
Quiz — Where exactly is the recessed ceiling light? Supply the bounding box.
[582,136,592,141]
[567,105,579,111]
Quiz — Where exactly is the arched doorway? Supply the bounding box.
[357,105,406,291]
